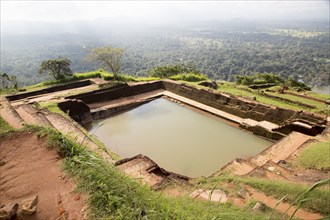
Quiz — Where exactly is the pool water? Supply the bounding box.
[88,98,272,177]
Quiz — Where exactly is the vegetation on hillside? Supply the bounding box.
[0,72,19,90]
[2,22,329,87]
[235,73,311,91]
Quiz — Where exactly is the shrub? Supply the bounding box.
[148,64,198,78]
[170,73,209,82]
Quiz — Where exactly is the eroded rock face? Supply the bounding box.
[19,195,38,216]
[0,203,18,220]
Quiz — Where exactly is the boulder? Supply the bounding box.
[0,203,18,220]
[19,195,38,216]
[190,189,227,203]
[252,202,262,212]
[198,81,218,89]
[237,187,247,199]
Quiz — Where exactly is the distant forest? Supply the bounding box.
[1,21,329,87]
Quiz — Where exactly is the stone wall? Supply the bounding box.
[162,80,327,126]
[68,81,164,104]
[6,80,92,101]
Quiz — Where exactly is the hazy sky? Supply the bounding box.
[1,1,329,24]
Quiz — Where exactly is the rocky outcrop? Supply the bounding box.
[198,81,218,89]
[19,195,38,216]
[58,99,93,124]
[0,203,18,220]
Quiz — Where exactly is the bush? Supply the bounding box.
[286,78,311,91]
[170,73,209,82]
[235,73,283,86]
[148,64,197,78]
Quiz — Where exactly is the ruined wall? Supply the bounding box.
[6,80,92,101]
[162,81,327,126]
[68,81,163,104]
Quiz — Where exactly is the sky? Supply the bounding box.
[1,1,329,25]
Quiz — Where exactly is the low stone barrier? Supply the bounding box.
[6,80,92,101]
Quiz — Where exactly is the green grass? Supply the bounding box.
[205,175,330,216]
[299,141,330,170]
[170,73,209,82]
[266,92,326,110]
[37,102,72,120]
[0,116,14,135]
[22,125,267,219]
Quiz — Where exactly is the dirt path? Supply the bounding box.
[0,132,86,220]
[246,186,324,220]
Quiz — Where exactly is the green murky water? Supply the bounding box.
[88,98,272,177]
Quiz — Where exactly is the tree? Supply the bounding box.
[1,72,19,90]
[38,57,72,80]
[85,46,123,77]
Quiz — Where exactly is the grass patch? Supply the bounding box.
[37,102,71,119]
[205,175,330,216]
[299,141,330,170]
[0,116,14,135]
[170,73,209,82]
[265,92,327,110]
[24,125,267,219]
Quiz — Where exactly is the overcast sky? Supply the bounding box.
[1,1,329,24]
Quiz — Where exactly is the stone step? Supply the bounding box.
[0,99,24,129]
[250,132,312,167]
[15,104,53,127]
[213,158,256,176]
[43,111,115,163]
[247,160,294,182]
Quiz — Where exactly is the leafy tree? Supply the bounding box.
[0,72,19,90]
[38,58,72,80]
[85,46,123,77]
[286,77,311,91]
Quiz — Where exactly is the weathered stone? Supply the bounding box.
[0,160,5,166]
[198,81,218,89]
[252,202,262,212]
[0,203,18,220]
[74,195,81,201]
[20,195,38,215]
[190,189,227,203]
[267,166,276,172]
[237,187,247,199]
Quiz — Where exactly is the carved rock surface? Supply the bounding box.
[0,203,18,220]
